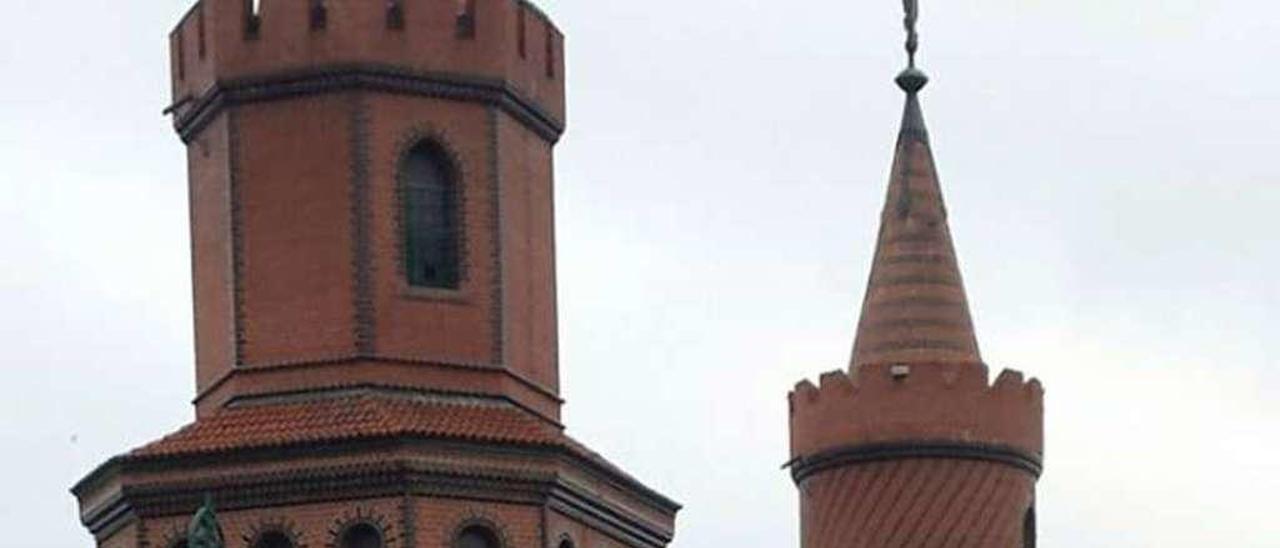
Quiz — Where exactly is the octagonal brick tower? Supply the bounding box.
[71,2,679,547]
[786,65,1045,547]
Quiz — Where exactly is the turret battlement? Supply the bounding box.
[168,0,564,139]
[789,363,1043,466]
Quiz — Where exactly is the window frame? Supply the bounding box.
[397,137,466,296]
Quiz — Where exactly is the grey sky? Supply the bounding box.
[1,0,1277,546]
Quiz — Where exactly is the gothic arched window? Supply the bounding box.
[252,530,295,548]
[455,525,500,548]
[340,523,383,548]
[402,141,461,289]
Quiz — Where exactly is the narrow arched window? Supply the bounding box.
[402,142,461,289]
[386,0,405,30]
[244,0,261,38]
[455,525,500,548]
[340,523,383,548]
[310,0,328,31]
[252,530,295,548]
[1023,507,1037,548]
[456,0,477,38]
[557,541,574,548]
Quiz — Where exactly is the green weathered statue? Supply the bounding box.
[187,495,226,548]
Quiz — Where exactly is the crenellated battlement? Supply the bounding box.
[789,362,1043,465]
[168,0,564,138]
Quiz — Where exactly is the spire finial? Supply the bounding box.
[896,0,929,94]
[903,0,919,67]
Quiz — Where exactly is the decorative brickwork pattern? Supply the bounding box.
[798,458,1035,548]
[851,94,981,369]
[349,92,377,356]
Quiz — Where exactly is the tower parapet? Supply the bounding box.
[789,363,1043,480]
[168,0,565,142]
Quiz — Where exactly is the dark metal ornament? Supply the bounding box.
[903,0,920,67]
[897,0,929,93]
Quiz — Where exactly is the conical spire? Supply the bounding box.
[849,4,981,369]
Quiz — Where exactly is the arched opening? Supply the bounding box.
[252,530,295,548]
[455,525,500,548]
[309,0,328,30]
[402,141,461,289]
[340,523,383,548]
[244,0,262,37]
[456,0,477,38]
[387,0,405,29]
[557,540,574,548]
[1023,506,1037,548]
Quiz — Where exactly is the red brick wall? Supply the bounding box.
[180,22,566,408]
[546,509,629,548]
[496,113,559,391]
[143,497,403,548]
[790,364,1043,460]
[414,498,543,548]
[97,521,138,548]
[189,115,234,392]
[367,95,497,367]
[135,497,593,548]
[798,459,1035,548]
[170,0,565,121]
[186,95,566,414]
[790,364,1042,548]
[237,95,357,365]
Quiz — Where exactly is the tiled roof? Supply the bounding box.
[132,393,562,458]
[850,91,983,368]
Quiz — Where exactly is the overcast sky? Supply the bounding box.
[2,0,1278,546]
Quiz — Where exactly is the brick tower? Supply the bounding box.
[71,2,679,547]
[786,7,1045,548]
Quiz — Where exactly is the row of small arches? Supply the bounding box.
[170,522,548,548]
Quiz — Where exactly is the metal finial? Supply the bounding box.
[896,0,929,93]
[903,0,919,67]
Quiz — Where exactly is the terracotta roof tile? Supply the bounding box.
[132,393,561,458]
[125,392,680,509]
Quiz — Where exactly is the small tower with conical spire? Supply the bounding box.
[787,4,1044,547]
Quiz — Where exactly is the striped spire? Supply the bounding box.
[849,74,982,369]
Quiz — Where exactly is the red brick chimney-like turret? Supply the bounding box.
[786,17,1046,548]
